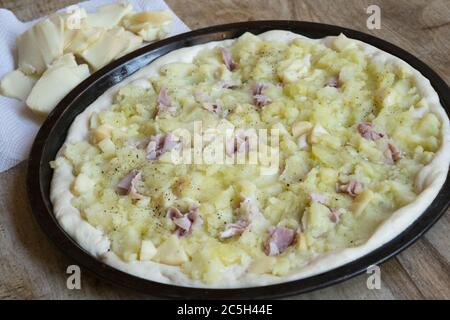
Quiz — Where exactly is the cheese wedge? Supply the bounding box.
[139,240,157,261]
[64,26,105,54]
[80,27,142,70]
[121,11,172,41]
[26,54,90,115]
[0,69,38,101]
[153,236,188,266]
[86,2,133,29]
[118,29,144,57]
[49,52,78,69]
[17,15,64,75]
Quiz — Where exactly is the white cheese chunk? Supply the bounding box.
[118,30,144,57]
[153,236,188,266]
[64,26,105,54]
[305,202,334,238]
[17,15,64,75]
[332,33,358,51]
[277,54,311,83]
[26,54,90,115]
[0,69,38,101]
[80,27,143,70]
[121,11,172,42]
[86,2,133,29]
[309,122,329,144]
[72,173,95,195]
[291,121,312,138]
[139,240,157,261]
[98,138,116,155]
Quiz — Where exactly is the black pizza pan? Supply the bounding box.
[27,21,450,299]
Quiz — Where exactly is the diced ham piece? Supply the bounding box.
[337,180,364,197]
[220,47,237,71]
[239,197,262,218]
[225,129,255,156]
[329,209,340,223]
[116,169,143,200]
[202,101,225,116]
[252,83,271,107]
[385,143,402,164]
[157,87,171,107]
[310,192,327,204]
[325,75,339,88]
[254,94,271,107]
[155,87,175,116]
[264,226,296,256]
[129,137,150,149]
[220,196,263,238]
[166,205,203,237]
[221,80,238,89]
[187,206,203,230]
[145,133,179,160]
[220,219,249,238]
[166,207,183,220]
[357,122,385,141]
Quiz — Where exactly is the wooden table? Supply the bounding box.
[0,0,449,300]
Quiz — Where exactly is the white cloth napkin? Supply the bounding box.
[0,0,190,172]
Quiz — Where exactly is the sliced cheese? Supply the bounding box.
[332,33,358,52]
[277,54,311,83]
[80,27,142,70]
[26,54,90,115]
[17,15,64,75]
[118,29,144,57]
[139,240,157,261]
[64,26,105,54]
[48,52,77,69]
[305,202,334,238]
[309,122,329,144]
[351,189,374,216]
[121,11,172,41]
[72,173,95,195]
[153,236,188,266]
[86,2,133,29]
[0,69,38,101]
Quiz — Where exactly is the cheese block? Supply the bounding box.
[26,54,90,115]
[64,26,105,54]
[80,27,142,70]
[86,2,133,29]
[118,29,144,57]
[17,15,64,75]
[121,11,172,41]
[0,69,38,101]
[153,236,188,266]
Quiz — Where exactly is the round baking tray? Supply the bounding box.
[27,21,450,299]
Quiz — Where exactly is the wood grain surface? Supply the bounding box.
[0,0,448,300]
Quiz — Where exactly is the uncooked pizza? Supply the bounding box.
[50,30,450,288]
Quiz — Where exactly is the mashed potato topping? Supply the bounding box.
[50,31,449,287]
